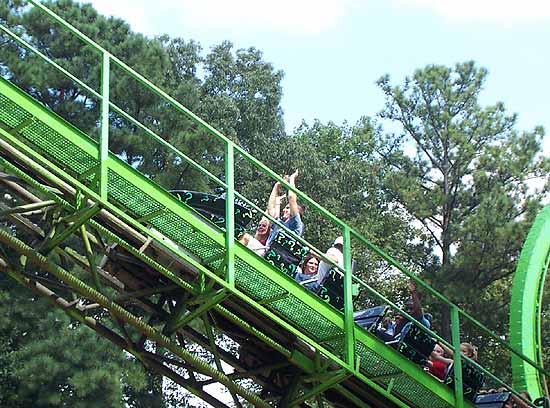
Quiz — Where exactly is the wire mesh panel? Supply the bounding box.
[0,68,466,408]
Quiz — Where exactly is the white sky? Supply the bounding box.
[88,0,550,34]
[82,0,550,152]
[398,0,550,22]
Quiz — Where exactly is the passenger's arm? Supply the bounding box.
[511,396,531,408]
[288,169,299,216]
[325,247,342,265]
[267,180,282,218]
[408,281,423,320]
[430,351,453,365]
[507,391,531,408]
[438,341,454,357]
[239,233,251,245]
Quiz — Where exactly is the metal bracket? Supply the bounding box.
[38,203,100,255]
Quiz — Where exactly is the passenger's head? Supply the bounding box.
[394,300,413,322]
[302,253,319,275]
[460,342,478,361]
[255,217,271,238]
[404,300,415,315]
[282,203,304,221]
[332,236,344,252]
[432,343,445,357]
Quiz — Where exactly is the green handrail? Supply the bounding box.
[100,51,109,199]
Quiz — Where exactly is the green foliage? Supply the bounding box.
[201,41,285,148]
[0,1,287,406]
[0,280,149,407]
[1,0,550,404]
[249,118,420,308]
[0,0,285,194]
[377,61,549,342]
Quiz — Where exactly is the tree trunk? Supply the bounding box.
[440,305,451,341]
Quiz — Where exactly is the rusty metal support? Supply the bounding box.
[0,264,228,408]
[0,230,271,408]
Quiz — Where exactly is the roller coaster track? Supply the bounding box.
[0,1,547,407]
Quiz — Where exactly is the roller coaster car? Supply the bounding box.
[354,305,390,332]
[444,360,485,402]
[172,190,363,314]
[316,261,358,312]
[474,392,511,408]
[388,323,436,366]
[535,396,550,408]
[170,190,254,237]
[263,230,309,278]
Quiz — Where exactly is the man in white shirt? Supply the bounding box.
[316,236,344,286]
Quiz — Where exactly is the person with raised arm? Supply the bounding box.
[266,169,304,246]
[377,281,430,342]
[238,179,283,255]
[239,170,304,255]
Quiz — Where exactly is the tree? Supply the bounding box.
[256,119,422,308]
[0,1,288,406]
[376,61,549,341]
[0,167,153,407]
[201,41,285,151]
[1,1,286,194]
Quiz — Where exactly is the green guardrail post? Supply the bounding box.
[225,142,235,286]
[99,51,110,199]
[451,305,464,408]
[343,227,355,367]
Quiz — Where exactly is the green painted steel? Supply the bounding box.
[224,143,236,287]
[343,227,355,367]
[1,1,548,406]
[510,205,550,399]
[451,307,464,408]
[100,51,110,199]
[0,229,271,408]
[0,68,460,408]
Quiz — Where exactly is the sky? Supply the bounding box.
[48,1,550,402]
[80,0,550,154]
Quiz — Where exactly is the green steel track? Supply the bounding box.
[0,1,547,407]
[510,205,550,399]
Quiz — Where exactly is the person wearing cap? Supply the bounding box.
[315,236,344,284]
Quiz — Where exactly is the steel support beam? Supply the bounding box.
[39,203,100,255]
[0,230,271,408]
[289,369,351,407]
[164,289,229,335]
[0,265,228,408]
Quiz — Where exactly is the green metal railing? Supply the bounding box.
[0,1,547,406]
